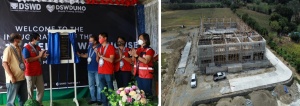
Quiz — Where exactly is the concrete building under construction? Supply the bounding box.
[198,18,271,74]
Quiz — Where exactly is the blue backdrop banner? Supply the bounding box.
[136,4,145,36]
[0,0,139,89]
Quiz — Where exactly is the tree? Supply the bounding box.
[277,0,293,4]
[288,22,297,32]
[275,5,294,22]
[269,12,296,34]
[283,26,289,33]
[182,0,195,3]
[170,0,182,3]
[260,28,269,35]
[270,21,281,34]
[270,12,282,21]
[287,0,300,14]
[290,32,300,42]
[242,13,249,21]
[263,0,276,4]
[287,0,300,24]
[255,0,261,5]
[222,0,232,7]
[278,17,289,29]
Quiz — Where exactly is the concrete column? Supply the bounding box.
[226,45,229,62]
[251,44,254,60]
[230,18,232,28]
[239,44,242,62]
[211,45,214,63]
[216,18,217,29]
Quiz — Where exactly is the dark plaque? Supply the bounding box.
[60,35,71,60]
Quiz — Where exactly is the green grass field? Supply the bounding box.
[162,8,239,28]
[236,8,272,31]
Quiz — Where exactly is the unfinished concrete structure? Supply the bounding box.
[198,18,270,74]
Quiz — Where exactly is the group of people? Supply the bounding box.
[77,33,156,106]
[2,33,48,106]
[2,32,156,106]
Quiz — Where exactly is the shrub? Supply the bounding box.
[290,32,300,42]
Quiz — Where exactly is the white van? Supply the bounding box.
[190,73,197,88]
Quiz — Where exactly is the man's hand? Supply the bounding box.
[43,53,49,58]
[10,76,16,83]
[76,52,80,56]
[38,50,45,58]
[94,48,98,53]
[97,52,102,58]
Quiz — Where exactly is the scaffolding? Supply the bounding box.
[198,18,267,74]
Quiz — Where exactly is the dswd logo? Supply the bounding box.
[47,4,86,13]
[46,4,55,12]
[10,2,41,12]
[10,2,18,9]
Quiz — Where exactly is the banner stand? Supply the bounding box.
[47,30,78,106]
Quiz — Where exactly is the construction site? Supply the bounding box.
[162,17,296,106]
[197,18,271,74]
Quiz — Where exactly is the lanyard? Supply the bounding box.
[9,45,23,64]
[118,47,126,54]
[88,45,98,57]
[28,43,38,55]
[28,43,42,63]
[100,44,109,56]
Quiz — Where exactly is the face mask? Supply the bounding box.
[138,39,144,45]
[117,41,124,46]
[89,42,93,46]
[99,38,105,44]
[18,40,22,46]
[35,41,40,45]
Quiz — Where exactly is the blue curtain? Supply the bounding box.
[136,4,145,35]
[47,32,61,64]
[68,33,80,63]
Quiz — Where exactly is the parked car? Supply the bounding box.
[190,73,197,88]
[213,72,226,81]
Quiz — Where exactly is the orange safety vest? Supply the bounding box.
[24,44,42,76]
[133,48,154,79]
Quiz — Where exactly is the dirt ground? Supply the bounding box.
[249,90,278,106]
[199,82,300,106]
[215,96,247,106]
[161,28,187,106]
